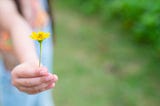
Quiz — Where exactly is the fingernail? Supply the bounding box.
[53,74,58,82]
[49,83,55,89]
[51,83,55,88]
[45,75,53,81]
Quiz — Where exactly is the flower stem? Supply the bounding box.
[39,41,42,67]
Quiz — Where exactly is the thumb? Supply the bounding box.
[12,62,48,78]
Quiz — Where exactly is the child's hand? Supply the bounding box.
[11,62,58,94]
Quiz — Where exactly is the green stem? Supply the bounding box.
[39,41,42,67]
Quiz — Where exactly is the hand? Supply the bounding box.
[11,61,58,94]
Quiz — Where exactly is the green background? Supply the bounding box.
[52,1,160,106]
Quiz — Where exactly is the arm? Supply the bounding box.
[0,0,37,62]
[0,0,58,94]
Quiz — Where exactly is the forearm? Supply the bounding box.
[10,16,38,63]
[0,0,38,63]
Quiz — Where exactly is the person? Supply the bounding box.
[0,0,58,106]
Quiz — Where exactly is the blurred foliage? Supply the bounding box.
[57,0,160,53]
[53,7,160,106]
[53,1,160,106]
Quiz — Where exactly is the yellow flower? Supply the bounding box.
[30,31,50,42]
[30,31,50,67]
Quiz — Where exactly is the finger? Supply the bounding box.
[13,73,56,87]
[18,80,55,94]
[13,65,48,78]
[52,74,58,82]
[45,82,55,90]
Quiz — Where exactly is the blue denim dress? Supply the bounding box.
[0,0,54,106]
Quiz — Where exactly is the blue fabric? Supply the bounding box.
[0,22,54,106]
[0,0,54,106]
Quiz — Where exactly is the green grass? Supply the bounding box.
[52,3,160,106]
